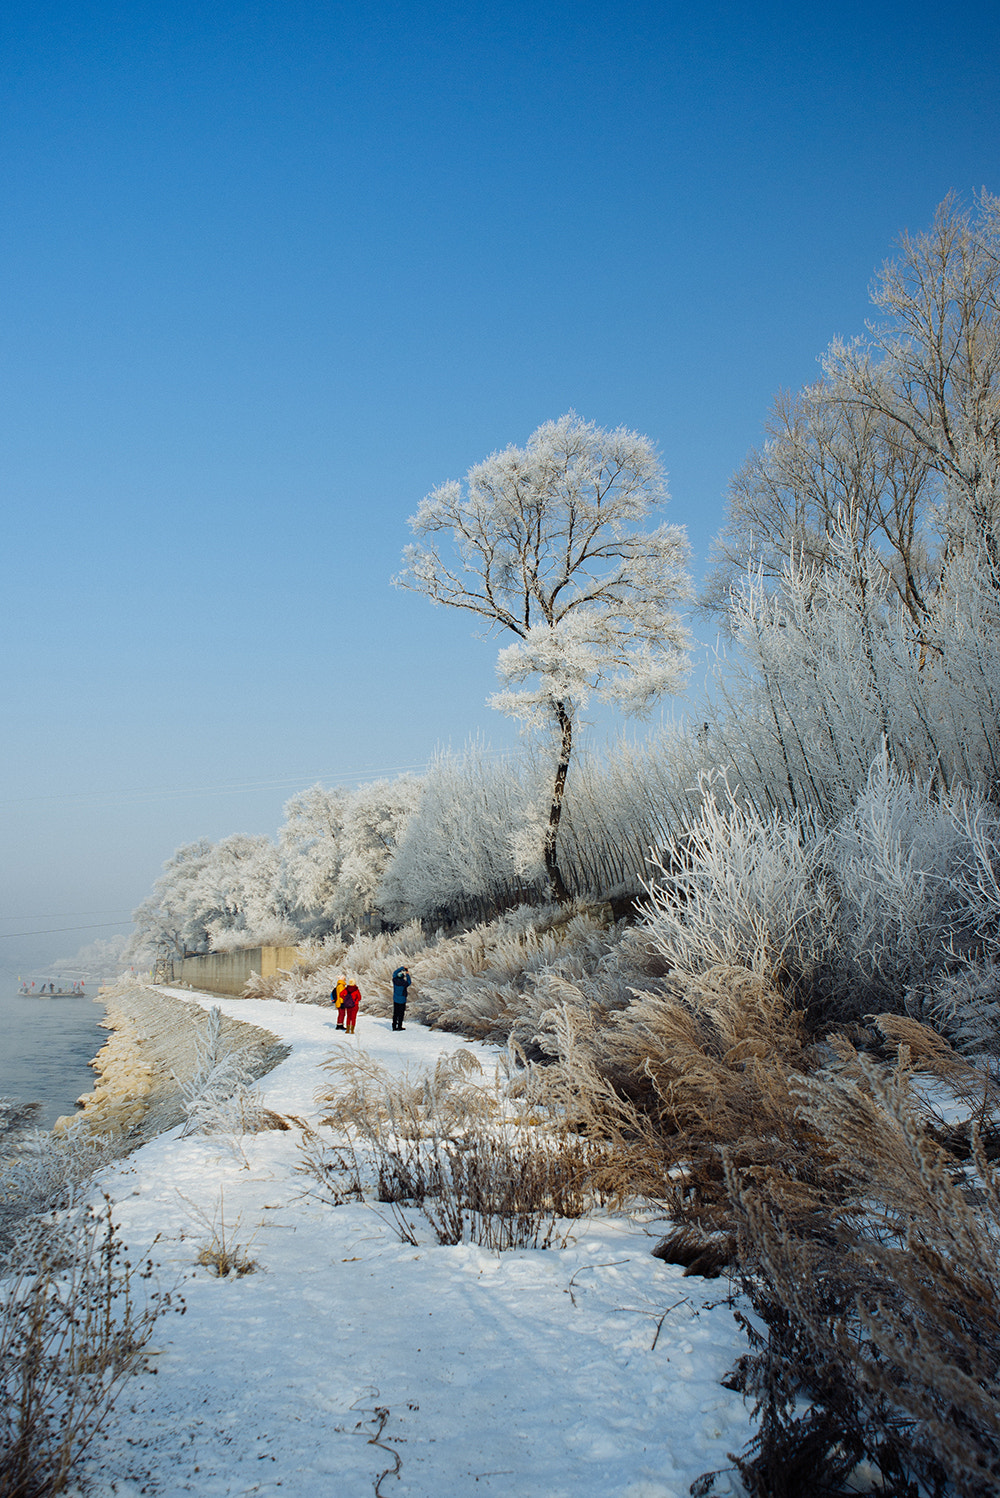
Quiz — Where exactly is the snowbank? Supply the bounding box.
[72,990,752,1497]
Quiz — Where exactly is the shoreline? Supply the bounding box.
[65,984,291,1144]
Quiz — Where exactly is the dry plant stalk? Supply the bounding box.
[726,1043,1000,1496]
[309,1046,605,1250]
[870,1012,1000,1133]
[178,1189,259,1278]
[0,1197,179,1498]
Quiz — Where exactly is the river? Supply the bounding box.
[0,983,107,1129]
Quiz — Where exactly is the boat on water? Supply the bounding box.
[19,982,87,998]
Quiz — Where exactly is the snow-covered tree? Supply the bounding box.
[198,833,286,949]
[395,412,691,901]
[705,192,1000,631]
[130,833,294,959]
[277,783,348,924]
[703,381,935,628]
[55,934,132,984]
[128,839,218,959]
[378,744,545,922]
[332,775,421,928]
[825,191,1000,567]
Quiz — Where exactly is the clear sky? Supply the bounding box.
[2,0,998,975]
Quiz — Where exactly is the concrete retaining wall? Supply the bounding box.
[178,945,303,996]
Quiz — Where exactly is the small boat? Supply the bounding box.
[20,982,87,998]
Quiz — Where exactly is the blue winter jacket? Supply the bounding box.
[392,967,412,1002]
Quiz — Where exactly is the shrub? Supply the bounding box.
[0,1197,180,1498]
[0,1120,124,1258]
[718,1032,1000,1496]
[310,1048,602,1250]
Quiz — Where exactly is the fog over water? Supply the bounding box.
[0,982,107,1130]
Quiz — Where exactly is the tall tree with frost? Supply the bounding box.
[395,412,691,902]
[826,190,1000,564]
[704,191,1000,628]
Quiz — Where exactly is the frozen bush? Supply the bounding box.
[643,772,837,995]
[0,1120,123,1255]
[0,1196,180,1498]
[176,1006,264,1138]
[914,960,1000,1058]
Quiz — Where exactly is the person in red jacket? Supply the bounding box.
[341,980,361,1034]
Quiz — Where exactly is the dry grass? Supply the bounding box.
[527,963,826,1233]
[0,1197,180,1498]
[179,1190,259,1279]
[308,1046,605,1251]
[721,1044,1000,1496]
[519,953,1000,1493]
[317,1046,493,1138]
[412,1128,596,1250]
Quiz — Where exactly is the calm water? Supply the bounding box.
[0,985,108,1129]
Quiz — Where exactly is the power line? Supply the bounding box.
[0,909,134,923]
[1,766,426,807]
[0,753,514,810]
[0,920,133,940]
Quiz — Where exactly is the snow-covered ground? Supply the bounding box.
[74,990,752,1498]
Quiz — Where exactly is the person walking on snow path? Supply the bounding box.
[332,977,347,1030]
[340,980,361,1034]
[391,965,411,1031]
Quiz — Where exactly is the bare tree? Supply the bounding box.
[394,412,691,902]
[826,189,1000,565]
[703,382,935,627]
[705,190,1000,626]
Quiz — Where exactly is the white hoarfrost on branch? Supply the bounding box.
[395,411,692,902]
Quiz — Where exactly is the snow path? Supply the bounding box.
[74,990,752,1498]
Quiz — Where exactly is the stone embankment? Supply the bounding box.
[63,984,290,1143]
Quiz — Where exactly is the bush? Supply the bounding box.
[722,1041,1000,1496]
[0,1120,124,1258]
[0,1196,180,1498]
[308,1048,602,1250]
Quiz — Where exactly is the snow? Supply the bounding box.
[72,989,752,1498]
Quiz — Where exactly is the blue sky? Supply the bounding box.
[2,0,998,973]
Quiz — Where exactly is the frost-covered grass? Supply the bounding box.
[307,1046,605,1252]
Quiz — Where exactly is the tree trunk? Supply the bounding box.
[543,700,573,903]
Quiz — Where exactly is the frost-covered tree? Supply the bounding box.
[333,775,421,928]
[705,191,1000,628]
[826,190,1000,566]
[704,381,934,627]
[197,833,287,949]
[277,783,348,924]
[395,412,691,901]
[378,744,545,922]
[129,839,218,959]
[130,832,294,959]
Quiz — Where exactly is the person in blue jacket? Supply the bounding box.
[391,965,411,1031]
